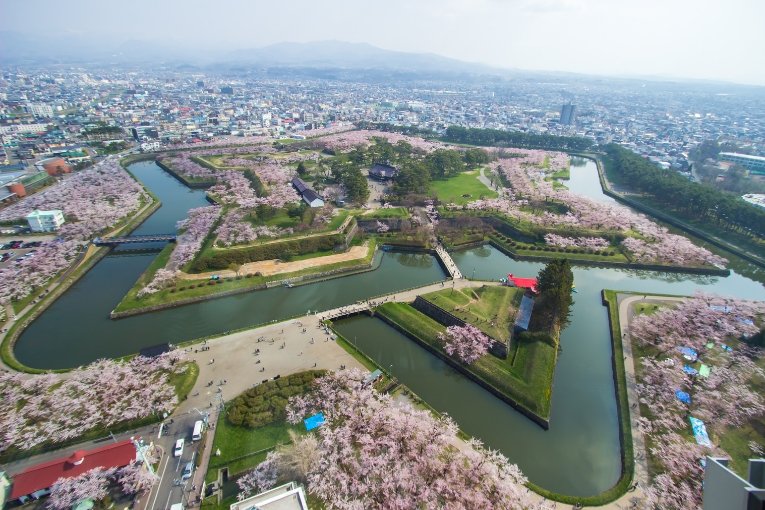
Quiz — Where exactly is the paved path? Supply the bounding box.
[595,293,684,509]
[176,278,492,415]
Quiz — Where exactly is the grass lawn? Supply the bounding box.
[362,207,410,219]
[430,170,498,205]
[205,416,302,482]
[421,286,521,341]
[169,362,200,402]
[376,301,557,420]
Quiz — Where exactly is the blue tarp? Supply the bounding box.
[304,413,325,431]
[677,347,698,361]
[675,390,691,404]
[710,305,733,313]
[689,417,712,447]
[364,369,382,384]
[720,344,733,352]
[683,365,698,376]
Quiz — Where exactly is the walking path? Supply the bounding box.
[435,243,463,279]
[596,292,685,509]
[176,278,490,415]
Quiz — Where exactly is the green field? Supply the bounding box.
[430,170,498,205]
[376,299,557,420]
[421,286,520,341]
[361,207,410,219]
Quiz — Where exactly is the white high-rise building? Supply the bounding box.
[29,103,54,118]
[26,209,65,232]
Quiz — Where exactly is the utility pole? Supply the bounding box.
[131,436,155,475]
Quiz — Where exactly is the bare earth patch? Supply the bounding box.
[179,243,371,280]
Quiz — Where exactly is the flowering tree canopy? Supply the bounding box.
[270,369,550,510]
[438,324,493,364]
[465,150,727,268]
[629,293,765,508]
[0,351,186,452]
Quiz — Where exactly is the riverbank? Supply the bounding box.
[592,153,765,270]
[0,175,161,373]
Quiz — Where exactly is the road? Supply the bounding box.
[147,410,209,510]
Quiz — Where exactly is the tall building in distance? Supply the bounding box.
[560,103,577,125]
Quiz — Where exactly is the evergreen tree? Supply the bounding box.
[536,259,574,332]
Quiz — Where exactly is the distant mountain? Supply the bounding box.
[221,40,498,74]
[0,32,499,76]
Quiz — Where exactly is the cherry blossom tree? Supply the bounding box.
[268,369,551,510]
[464,150,728,268]
[0,156,149,302]
[0,351,186,452]
[628,293,765,508]
[438,324,493,364]
[237,452,281,499]
[117,462,159,495]
[47,467,115,510]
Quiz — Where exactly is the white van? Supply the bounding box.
[170,503,184,510]
[174,438,184,457]
[192,420,204,441]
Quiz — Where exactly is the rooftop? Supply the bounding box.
[10,440,136,499]
[230,482,308,510]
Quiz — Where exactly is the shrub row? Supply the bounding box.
[192,232,347,272]
[226,370,326,428]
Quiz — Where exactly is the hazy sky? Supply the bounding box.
[2,0,765,85]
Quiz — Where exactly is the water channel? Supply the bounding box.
[13,158,765,497]
[14,161,445,368]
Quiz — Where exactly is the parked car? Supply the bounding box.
[181,461,194,480]
[174,438,184,457]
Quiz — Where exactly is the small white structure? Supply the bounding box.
[26,209,65,232]
[230,482,308,510]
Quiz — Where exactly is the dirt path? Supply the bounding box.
[179,243,371,280]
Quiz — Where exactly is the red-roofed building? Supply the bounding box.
[505,273,538,294]
[10,440,137,501]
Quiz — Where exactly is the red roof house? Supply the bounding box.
[506,273,539,294]
[10,440,136,500]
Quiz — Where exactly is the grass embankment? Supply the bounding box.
[430,170,498,205]
[489,233,630,264]
[112,239,378,314]
[361,207,410,219]
[421,286,517,341]
[375,297,557,421]
[205,371,324,483]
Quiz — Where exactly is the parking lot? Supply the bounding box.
[0,235,55,269]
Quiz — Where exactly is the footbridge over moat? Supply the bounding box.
[93,234,176,246]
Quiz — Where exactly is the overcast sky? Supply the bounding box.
[2,0,764,86]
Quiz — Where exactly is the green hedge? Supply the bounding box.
[226,370,326,428]
[193,233,346,271]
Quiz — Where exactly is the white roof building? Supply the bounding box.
[230,482,308,510]
[26,209,65,232]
